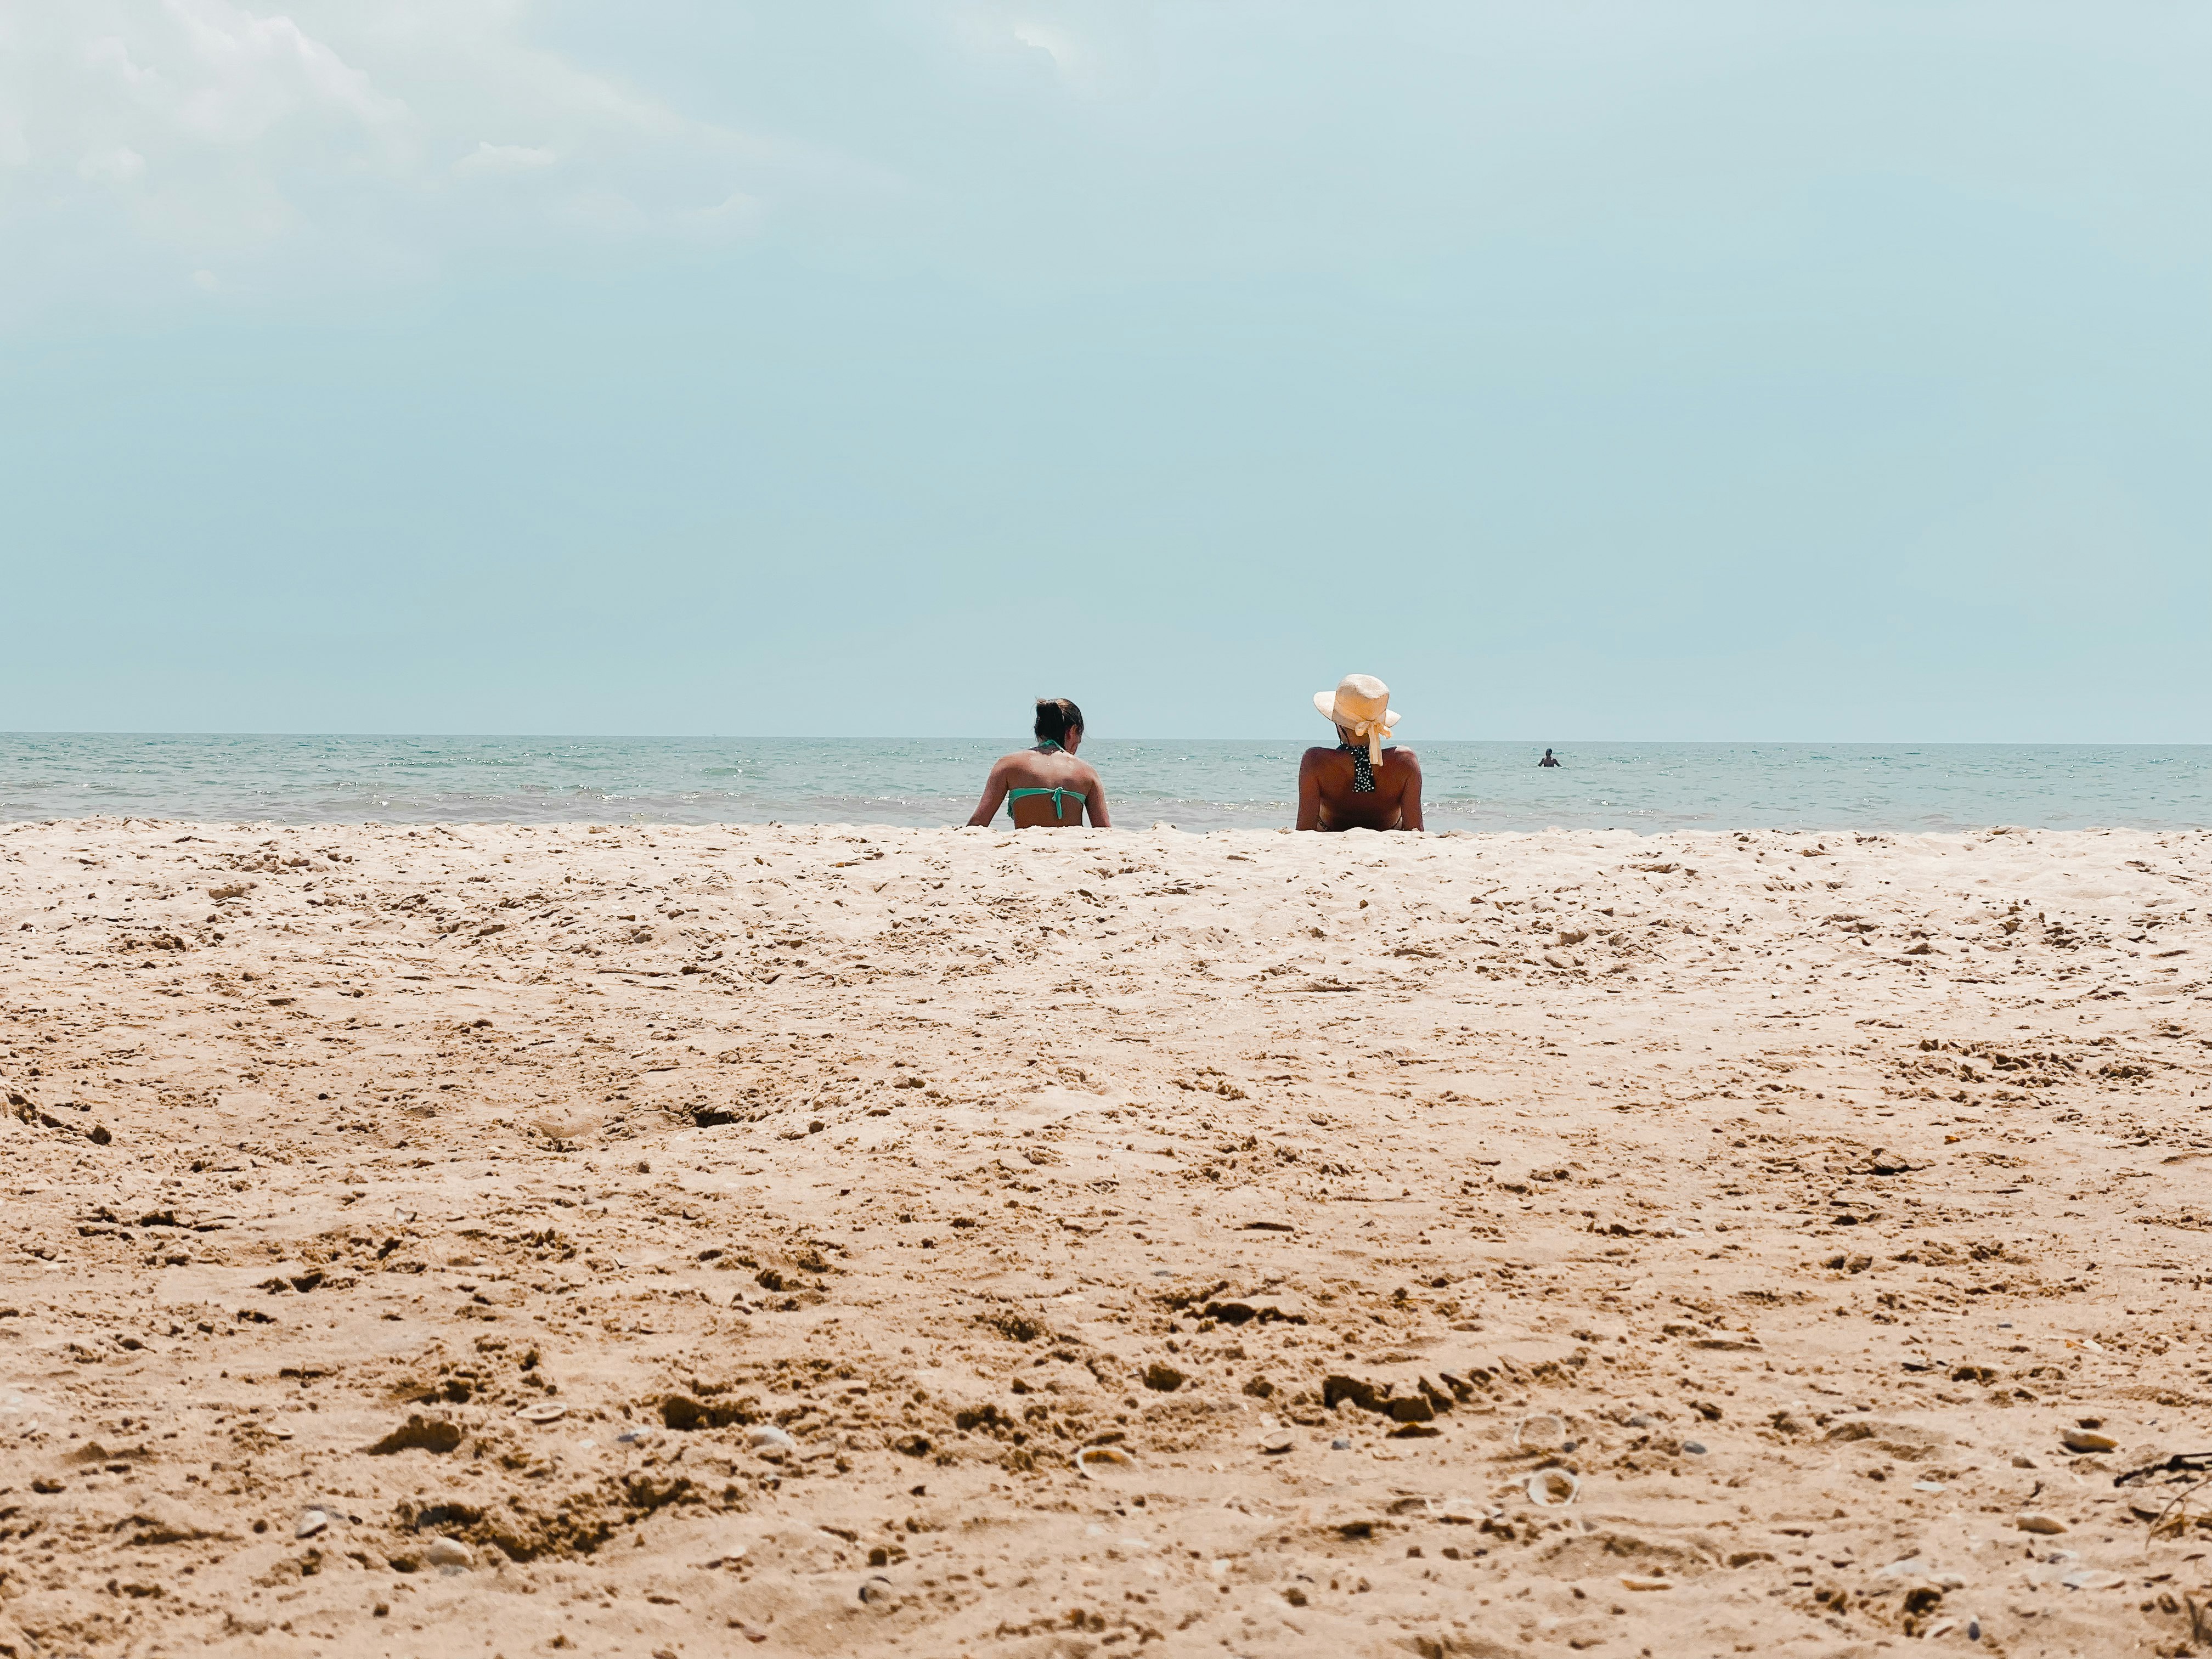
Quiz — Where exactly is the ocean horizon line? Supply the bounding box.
[4,732,2208,834]
[5,731,2208,749]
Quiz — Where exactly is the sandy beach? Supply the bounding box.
[2,817,2209,1659]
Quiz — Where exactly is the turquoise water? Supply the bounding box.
[2,734,2208,833]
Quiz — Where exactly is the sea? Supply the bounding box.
[2,734,2208,835]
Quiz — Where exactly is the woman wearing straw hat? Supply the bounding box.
[965,697,1112,829]
[1297,674,1424,832]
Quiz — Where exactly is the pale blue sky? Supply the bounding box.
[3,2,2207,740]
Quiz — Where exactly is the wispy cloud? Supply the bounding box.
[453,141,558,176]
[949,0,1159,97]
[0,0,825,325]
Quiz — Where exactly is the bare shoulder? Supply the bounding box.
[1387,745,1421,768]
[1299,746,1339,768]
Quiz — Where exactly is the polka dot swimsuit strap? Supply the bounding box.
[1337,743,1376,793]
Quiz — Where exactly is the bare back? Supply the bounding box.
[1296,745,1423,832]
[967,747,1110,829]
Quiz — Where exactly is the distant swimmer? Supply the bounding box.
[1537,748,1562,768]
[1297,674,1423,832]
[966,698,1111,828]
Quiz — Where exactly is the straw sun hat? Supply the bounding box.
[1314,674,1401,766]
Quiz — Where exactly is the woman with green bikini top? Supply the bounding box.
[965,698,1112,830]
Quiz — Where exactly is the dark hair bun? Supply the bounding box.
[1034,698,1084,743]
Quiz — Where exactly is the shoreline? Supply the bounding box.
[9,733,2210,839]
[2,819,2207,1657]
[3,811,2205,842]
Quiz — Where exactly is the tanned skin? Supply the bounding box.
[965,725,1111,829]
[1296,729,1423,831]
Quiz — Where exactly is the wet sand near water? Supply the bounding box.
[2,819,2209,1658]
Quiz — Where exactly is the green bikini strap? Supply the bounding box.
[1006,785,1082,819]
